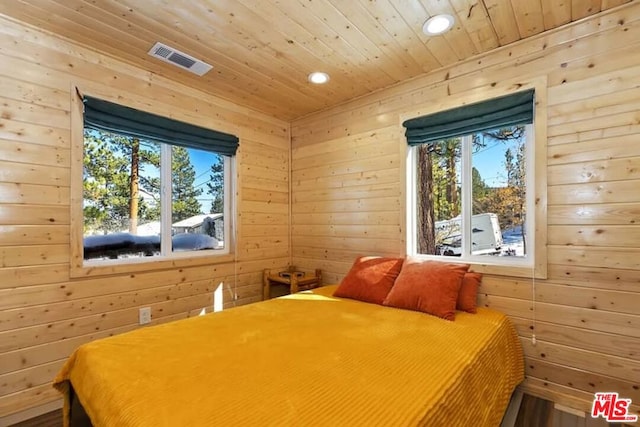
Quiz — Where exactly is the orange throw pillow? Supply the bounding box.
[457,272,482,314]
[333,256,404,304]
[383,260,469,321]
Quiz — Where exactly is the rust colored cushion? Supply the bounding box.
[383,260,469,321]
[457,272,482,314]
[333,256,404,304]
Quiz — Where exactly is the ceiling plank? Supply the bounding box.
[133,0,342,101]
[358,0,441,72]
[292,0,408,83]
[0,0,632,120]
[541,0,572,30]
[35,0,310,117]
[483,0,521,45]
[237,0,391,92]
[449,0,500,52]
[572,0,602,20]
[510,0,545,38]
[108,0,373,117]
[418,0,480,60]
[325,0,425,81]
[386,0,458,68]
[601,0,633,8]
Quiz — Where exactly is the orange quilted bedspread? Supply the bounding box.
[54,285,524,426]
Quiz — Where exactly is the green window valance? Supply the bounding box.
[403,89,534,145]
[83,96,239,156]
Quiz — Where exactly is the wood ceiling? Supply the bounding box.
[0,0,633,120]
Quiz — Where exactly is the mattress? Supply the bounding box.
[54,284,524,426]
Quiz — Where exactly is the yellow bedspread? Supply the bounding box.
[54,285,524,426]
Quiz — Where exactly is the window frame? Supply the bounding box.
[158,144,232,258]
[400,80,547,279]
[70,85,237,278]
[406,125,534,261]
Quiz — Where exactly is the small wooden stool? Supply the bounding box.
[262,268,322,300]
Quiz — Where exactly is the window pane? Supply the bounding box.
[171,146,225,253]
[415,138,462,256]
[471,126,527,257]
[83,129,161,260]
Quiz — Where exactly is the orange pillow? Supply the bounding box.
[333,256,404,304]
[383,260,469,321]
[457,272,482,314]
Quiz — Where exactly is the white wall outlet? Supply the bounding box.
[139,307,151,325]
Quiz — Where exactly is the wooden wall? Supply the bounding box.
[0,15,290,419]
[291,2,640,416]
[2,1,640,422]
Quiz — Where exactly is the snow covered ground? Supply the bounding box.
[172,233,219,251]
[84,232,220,260]
[500,226,526,257]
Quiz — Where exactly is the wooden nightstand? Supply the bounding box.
[262,268,322,300]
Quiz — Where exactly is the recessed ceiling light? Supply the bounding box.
[423,14,455,35]
[308,72,330,84]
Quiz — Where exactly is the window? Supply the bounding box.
[78,94,237,264]
[404,90,537,269]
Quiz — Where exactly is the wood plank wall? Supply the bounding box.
[291,2,640,416]
[0,15,290,418]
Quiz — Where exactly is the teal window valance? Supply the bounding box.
[403,89,534,145]
[83,96,239,156]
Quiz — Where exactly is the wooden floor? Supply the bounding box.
[514,394,630,427]
[8,409,62,427]
[8,394,634,427]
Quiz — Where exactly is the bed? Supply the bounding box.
[53,284,524,426]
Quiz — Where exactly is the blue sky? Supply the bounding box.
[471,129,525,188]
[186,148,219,213]
[472,140,514,188]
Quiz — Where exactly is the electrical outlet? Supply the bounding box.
[139,307,151,325]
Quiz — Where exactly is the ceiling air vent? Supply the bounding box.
[147,42,213,76]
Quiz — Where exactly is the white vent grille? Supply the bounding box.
[147,42,213,76]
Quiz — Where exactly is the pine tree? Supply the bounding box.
[471,167,489,214]
[503,141,527,249]
[83,130,160,234]
[442,139,460,218]
[171,146,203,222]
[417,145,436,254]
[206,156,225,214]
